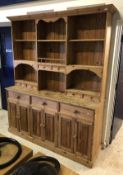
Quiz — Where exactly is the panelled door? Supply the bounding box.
[58,111,94,158]
[43,109,58,146]
[30,105,44,140]
[58,113,74,153]
[31,105,58,146]
[8,99,18,131]
[19,102,30,134]
[74,118,93,160]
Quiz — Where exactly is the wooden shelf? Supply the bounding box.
[13,41,36,61]
[38,57,65,64]
[37,18,66,40]
[12,20,36,40]
[38,42,66,64]
[66,69,101,92]
[38,70,65,92]
[69,39,105,42]
[37,40,66,42]
[15,39,36,42]
[16,80,37,85]
[66,65,103,77]
[66,89,100,97]
[14,60,37,70]
[68,41,104,65]
[15,64,37,83]
[69,13,106,40]
[15,80,37,90]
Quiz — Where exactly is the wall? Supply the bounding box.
[0,0,122,26]
[0,27,14,109]
[0,0,33,6]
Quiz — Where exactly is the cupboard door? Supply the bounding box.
[43,110,57,146]
[8,101,17,130]
[30,106,44,140]
[74,120,93,159]
[58,113,74,153]
[19,103,30,134]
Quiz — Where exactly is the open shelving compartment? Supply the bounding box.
[38,42,66,64]
[12,20,36,40]
[37,17,66,65]
[38,70,66,92]
[37,18,66,40]
[67,41,104,65]
[15,64,37,90]
[66,69,101,100]
[14,41,36,61]
[68,12,106,40]
[67,12,106,66]
[12,20,37,64]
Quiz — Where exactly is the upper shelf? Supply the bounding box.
[37,18,66,40]
[68,13,106,40]
[12,20,36,40]
[14,39,36,42]
[37,40,66,42]
[69,39,105,42]
[13,41,36,61]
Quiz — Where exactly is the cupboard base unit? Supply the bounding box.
[7,87,101,167]
[7,4,117,167]
[8,127,94,167]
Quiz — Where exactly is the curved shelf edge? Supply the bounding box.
[14,60,38,70]
[37,17,67,24]
[66,65,103,78]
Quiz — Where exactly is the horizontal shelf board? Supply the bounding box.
[66,89,100,97]
[38,58,65,60]
[69,39,105,42]
[14,39,36,42]
[37,40,66,42]
[14,59,36,61]
[68,65,103,68]
[15,80,37,86]
[15,58,36,61]
[38,57,65,64]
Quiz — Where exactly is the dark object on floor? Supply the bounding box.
[12,156,60,175]
[0,137,22,169]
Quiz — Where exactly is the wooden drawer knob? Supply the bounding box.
[74,110,80,114]
[42,102,47,106]
[16,95,20,99]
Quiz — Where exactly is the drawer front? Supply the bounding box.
[60,103,94,122]
[31,96,59,111]
[8,91,30,104]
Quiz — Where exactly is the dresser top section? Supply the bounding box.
[7,4,117,21]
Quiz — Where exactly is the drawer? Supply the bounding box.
[31,96,59,111]
[60,103,94,118]
[8,91,30,104]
